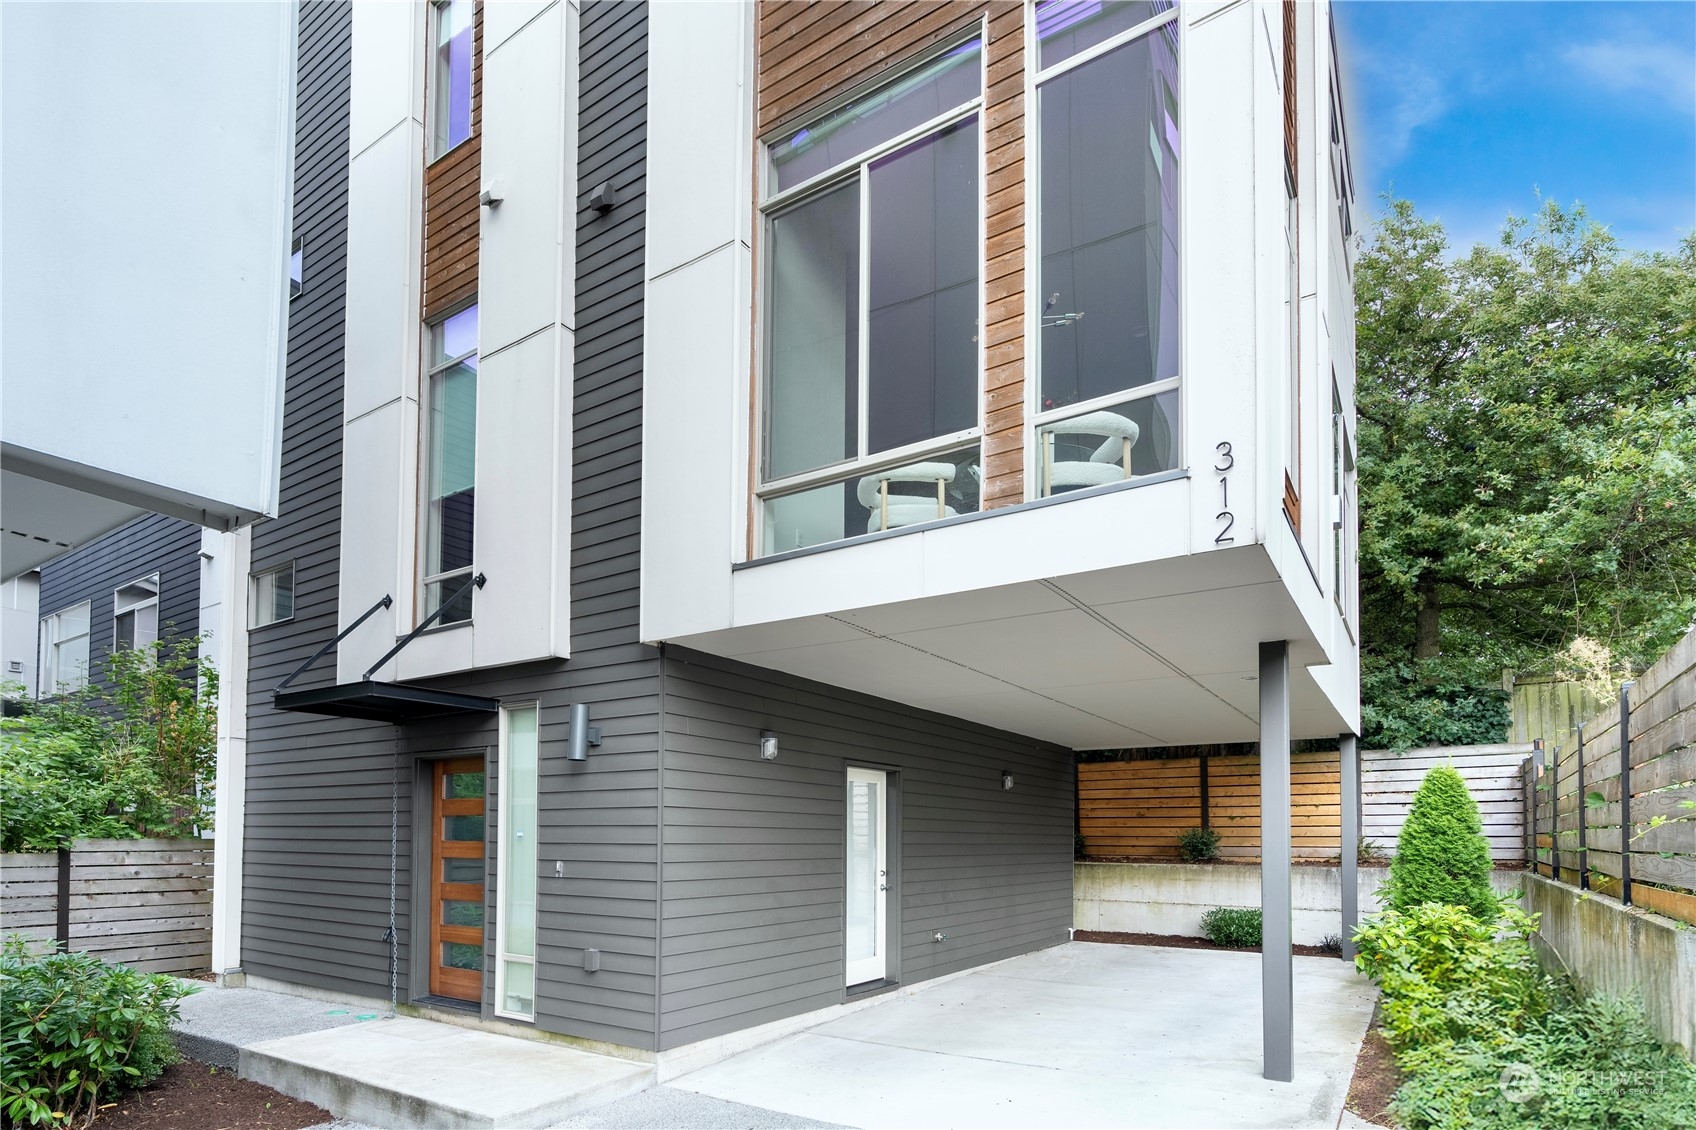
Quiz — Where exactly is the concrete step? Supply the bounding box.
[241,1017,654,1130]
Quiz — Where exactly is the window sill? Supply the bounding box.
[738,467,1187,570]
[427,134,476,168]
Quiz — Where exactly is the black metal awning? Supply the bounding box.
[272,680,500,724]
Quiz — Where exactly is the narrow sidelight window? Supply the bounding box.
[39,602,91,695]
[250,562,295,628]
[431,0,474,159]
[759,35,985,554]
[1033,1,1181,496]
[112,574,160,654]
[496,704,539,1020]
[425,304,478,624]
[289,236,303,299]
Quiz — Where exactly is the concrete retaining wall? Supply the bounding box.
[1074,862,1521,946]
[1523,873,1696,1056]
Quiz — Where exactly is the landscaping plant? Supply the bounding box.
[1176,826,1221,862]
[1199,907,1261,948]
[1382,765,1498,919]
[0,936,195,1128]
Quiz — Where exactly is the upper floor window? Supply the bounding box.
[757,35,985,555]
[431,0,474,159]
[425,304,478,624]
[1032,1,1180,497]
[250,561,295,628]
[113,574,160,653]
[40,601,91,695]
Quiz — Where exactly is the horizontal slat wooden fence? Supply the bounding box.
[0,839,213,973]
[1080,744,1530,862]
[1526,624,1696,928]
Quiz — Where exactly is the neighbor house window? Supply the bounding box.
[1032,1,1181,497]
[250,562,295,628]
[495,704,538,1020]
[758,34,985,555]
[431,0,474,158]
[289,236,303,299]
[113,574,160,654]
[425,304,478,624]
[39,602,91,695]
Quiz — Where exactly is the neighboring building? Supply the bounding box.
[239,0,1360,1076]
[0,1,295,577]
[1,571,39,699]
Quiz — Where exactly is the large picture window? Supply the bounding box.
[39,601,91,695]
[1032,1,1180,496]
[759,35,985,555]
[112,574,160,654]
[425,304,478,624]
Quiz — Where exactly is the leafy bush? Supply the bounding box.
[0,936,195,1127]
[1176,827,1220,862]
[1200,907,1261,948]
[1383,765,1498,919]
[0,636,216,851]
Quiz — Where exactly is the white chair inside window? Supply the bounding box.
[857,462,958,534]
[1040,411,1140,497]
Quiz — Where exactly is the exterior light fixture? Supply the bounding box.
[567,703,602,761]
[1001,771,1014,791]
[759,731,779,761]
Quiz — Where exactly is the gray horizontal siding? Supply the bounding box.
[36,513,203,698]
[656,647,1074,1051]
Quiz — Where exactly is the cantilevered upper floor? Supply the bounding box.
[639,0,1362,748]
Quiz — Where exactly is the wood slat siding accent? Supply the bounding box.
[422,0,484,320]
[1281,0,1297,189]
[1523,623,1696,922]
[754,1,1027,509]
[37,513,203,698]
[0,841,213,973]
[1080,745,1530,862]
[656,646,1073,1052]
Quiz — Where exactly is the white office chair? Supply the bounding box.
[857,462,958,533]
[1040,411,1140,496]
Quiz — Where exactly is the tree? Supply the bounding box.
[1355,198,1696,747]
[1382,765,1498,919]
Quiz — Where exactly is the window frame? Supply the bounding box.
[249,561,296,630]
[428,0,475,164]
[39,601,92,696]
[494,702,539,1022]
[112,573,161,656]
[1023,2,1184,502]
[753,22,991,547]
[420,299,480,627]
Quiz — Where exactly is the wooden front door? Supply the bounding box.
[430,757,486,1001]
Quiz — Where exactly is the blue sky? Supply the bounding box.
[1332,1,1696,254]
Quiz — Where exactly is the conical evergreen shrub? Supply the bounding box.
[1383,764,1498,918]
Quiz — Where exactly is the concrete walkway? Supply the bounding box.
[604,943,1378,1130]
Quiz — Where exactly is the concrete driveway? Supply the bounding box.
[632,942,1377,1129]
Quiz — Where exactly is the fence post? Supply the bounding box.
[1620,682,1633,906]
[1576,722,1587,890]
[55,846,71,951]
[1532,739,1545,876]
[1523,758,1534,871]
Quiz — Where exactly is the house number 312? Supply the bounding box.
[1214,441,1235,545]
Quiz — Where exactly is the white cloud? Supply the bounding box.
[1561,37,1696,115]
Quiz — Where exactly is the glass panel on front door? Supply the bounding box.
[846,768,889,986]
[431,757,485,1002]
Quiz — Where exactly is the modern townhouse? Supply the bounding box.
[238,0,1361,1078]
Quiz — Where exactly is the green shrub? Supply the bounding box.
[1200,907,1262,947]
[1383,765,1498,919]
[0,936,194,1127]
[1176,827,1221,862]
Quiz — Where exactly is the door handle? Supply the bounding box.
[879,884,888,891]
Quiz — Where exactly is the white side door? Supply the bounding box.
[845,767,888,986]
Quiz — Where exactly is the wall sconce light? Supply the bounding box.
[567,703,602,762]
[1001,771,1014,791]
[759,731,779,761]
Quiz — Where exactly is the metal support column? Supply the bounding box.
[1339,732,1360,963]
[1620,682,1634,905]
[1259,640,1293,1082]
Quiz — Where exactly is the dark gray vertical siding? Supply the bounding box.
[656,648,1074,1051]
[36,514,203,697]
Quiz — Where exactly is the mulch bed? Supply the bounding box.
[1345,1004,1401,1127]
[92,1062,331,1130]
[1073,929,1338,957]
